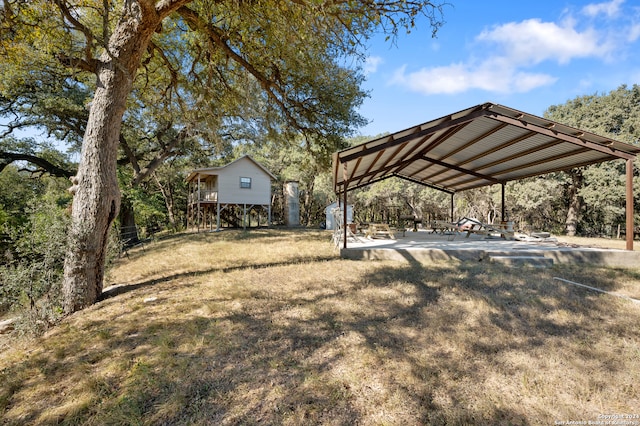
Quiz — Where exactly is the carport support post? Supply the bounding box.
[342,188,348,249]
[450,193,454,222]
[626,158,634,251]
[501,184,506,221]
[343,162,348,249]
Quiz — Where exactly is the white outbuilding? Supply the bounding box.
[324,202,353,230]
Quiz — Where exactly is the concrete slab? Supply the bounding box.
[488,255,554,268]
[339,230,640,269]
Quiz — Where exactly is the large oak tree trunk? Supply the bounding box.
[62,64,127,313]
[62,2,165,314]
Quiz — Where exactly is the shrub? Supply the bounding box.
[0,191,70,328]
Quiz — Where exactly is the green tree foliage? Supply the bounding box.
[545,84,640,235]
[0,136,74,220]
[151,159,190,230]
[0,171,70,323]
[506,176,567,233]
[0,138,75,319]
[0,165,45,228]
[546,85,640,144]
[0,136,75,179]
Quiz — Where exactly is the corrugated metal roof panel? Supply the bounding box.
[334,103,640,194]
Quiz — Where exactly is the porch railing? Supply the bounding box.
[189,190,218,203]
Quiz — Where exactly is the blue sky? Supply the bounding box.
[356,0,640,137]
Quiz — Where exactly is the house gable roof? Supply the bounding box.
[186,155,277,182]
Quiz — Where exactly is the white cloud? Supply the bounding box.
[582,0,624,18]
[391,63,469,95]
[364,56,383,75]
[628,23,640,42]
[477,18,610,65]
[390,15,617,96]
[391,61,557,95]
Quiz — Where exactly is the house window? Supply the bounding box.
[240,177,252,189]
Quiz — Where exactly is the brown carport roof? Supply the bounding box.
[332,102,639,250]
[333,102,639,194]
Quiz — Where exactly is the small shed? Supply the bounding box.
[325,202,353,230]
[186,155,276,231]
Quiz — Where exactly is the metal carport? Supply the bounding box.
[333,103,640,250]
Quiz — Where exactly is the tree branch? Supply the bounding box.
[147,40,179,96]
[56,54,98,73]
[0,151,75,178]
[154,0,193,15]
[53,0,96,63]
[131,127,188,186]
[177,6,312,134]
[119,134,141,176]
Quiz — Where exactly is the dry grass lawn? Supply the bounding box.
[1,229,640,425]
[556,235,640,251]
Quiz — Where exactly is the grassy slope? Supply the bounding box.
[1,229,639,425]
